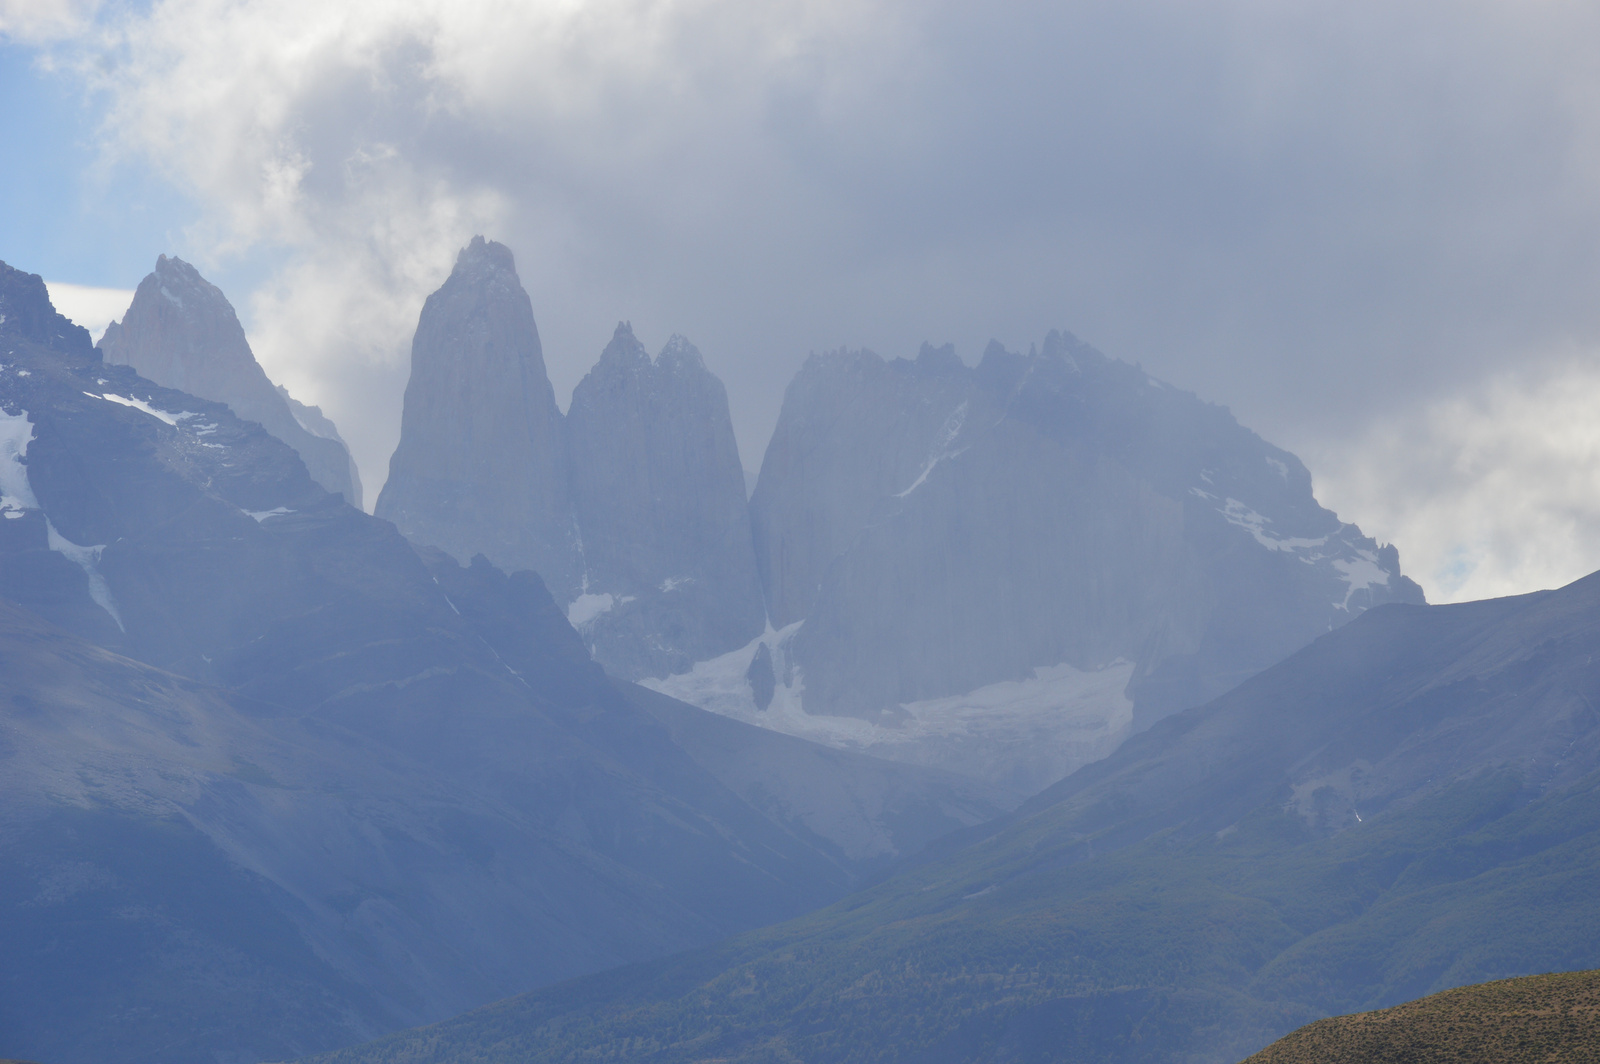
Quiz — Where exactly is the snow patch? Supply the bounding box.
[1332,553,1390,609]
[0,410,123,629]
[567,591,634,628]
[0,409,41,516]
[247,507,294,522]
[1219,498,1329,553]
[645,624,1134,793]
[1266,457,1289,479]
[88,392,196,427]
[659,576,691,592]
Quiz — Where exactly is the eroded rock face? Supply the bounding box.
[375,237,578,595]
[565,326,766,678]
[751,334,1426,730]
[98,255,361,506]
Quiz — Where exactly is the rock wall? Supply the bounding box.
[751,333,1425,728]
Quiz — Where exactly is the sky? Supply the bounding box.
[4,0,1600,604]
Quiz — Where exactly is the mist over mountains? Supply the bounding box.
[6,234,1592,1064]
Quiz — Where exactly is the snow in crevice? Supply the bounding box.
[46,520,123,631]
[1191,483,1395,614]
[87,392,196,427]
[896,401,969,498]
[1218,497,1329,553]
[644,623,1134,792]
[246,507,295,522]
[0,409,123,629]
[659,576,691,593]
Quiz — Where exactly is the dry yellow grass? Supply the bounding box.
[1243,970,1600,1064]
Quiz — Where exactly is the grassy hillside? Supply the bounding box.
[303,770,1600,1064]
[1242,969,1600,1064]
[303,575,1600,1064]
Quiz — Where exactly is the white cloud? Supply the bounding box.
[44,281,133,343]
[1308,357,1600,603]
[0,0,99,43]
[20,0,1600,590]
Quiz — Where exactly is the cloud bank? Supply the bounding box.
[16,0,1600,600]
[45,281,133,342]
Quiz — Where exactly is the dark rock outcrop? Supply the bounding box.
[376,237,577,594]
[564,325,765,677]
[98,254,361,506]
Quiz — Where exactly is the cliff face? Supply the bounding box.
[565,326,766,678]
[98,255,361,506]
[750,334,1425,732]
[379,243,763,679]
[375,237,578,595]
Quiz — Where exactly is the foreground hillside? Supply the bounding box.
[308,572,1600,1064]
[1242,969,1600,1064]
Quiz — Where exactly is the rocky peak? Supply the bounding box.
[594,321,652,374]
[657,334,707,374]
[97,255,361,507]
[376,236,578,596]
[565,329,765,678]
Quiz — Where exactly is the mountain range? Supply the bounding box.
[3,234,1563,1064]
[305,564,1600,1064]
[0,258,1000,1064]
[382,238,1422,794]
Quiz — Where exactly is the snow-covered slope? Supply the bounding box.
[644,623,1135,795]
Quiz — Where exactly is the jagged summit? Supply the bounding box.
[594,320,651,371]
[98,254,361,506]
[379,240,764,679]
[0,260,94,357]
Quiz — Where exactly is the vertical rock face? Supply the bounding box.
[375,237,578,595]
[750,333,1426,731]
[98,255,361,507]
[565,325,766,678]
[751,342,975,628]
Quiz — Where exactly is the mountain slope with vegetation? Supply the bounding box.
[306,572,1600,1064]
